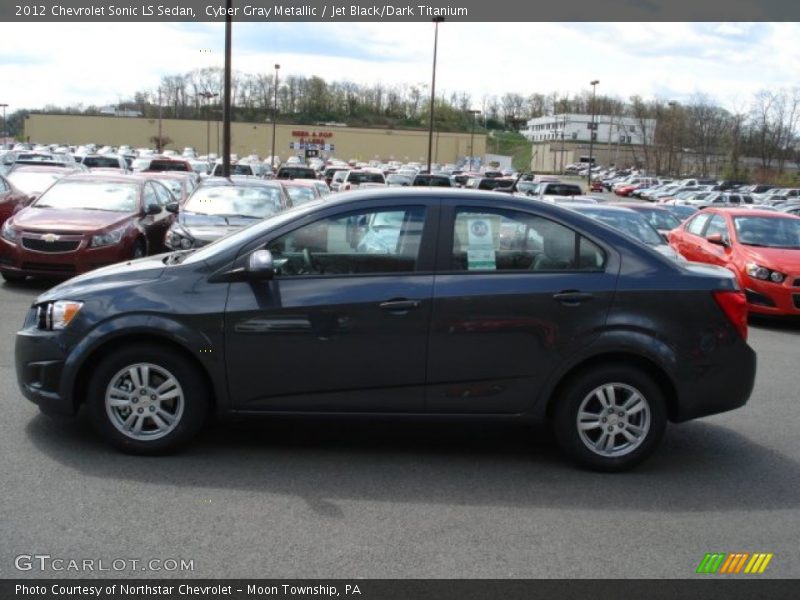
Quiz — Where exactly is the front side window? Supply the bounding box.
[704,215,729,239]
[267,207,426,277]
[686,213,711,236]
[450,208,605,272]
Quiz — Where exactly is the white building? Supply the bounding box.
[522,113,657,146]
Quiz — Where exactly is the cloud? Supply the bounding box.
[0,22,796,114]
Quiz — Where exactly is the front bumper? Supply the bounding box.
[0,236,133,279]
[15,323,76,416]
[742,276,800,316]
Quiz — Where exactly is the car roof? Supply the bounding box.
[703,207,800,218]
[566,203,638,214]
[60,173,147,184]
[200,176,282,188]
[614,202,671,211]
[280,179,317,188]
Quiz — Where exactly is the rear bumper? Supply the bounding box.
[672,343,756,422]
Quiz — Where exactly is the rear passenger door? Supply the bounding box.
[426,199,618,414]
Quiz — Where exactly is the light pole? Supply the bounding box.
[467,109,480,170]
[667,101,677,177]
[587,80,599,188]
[0,103,8,147]
[199,91,218,157]
[271,64,280,171]
[222,0,232,178]
[426,16,444,174]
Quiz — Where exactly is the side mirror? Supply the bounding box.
[246,249,275,279]
[707,233,729,247]
[144,203,161,215]
[165,202,179,214]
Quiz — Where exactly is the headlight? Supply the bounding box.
[91,227,125,247]
[1,220,18,243]
[36,300,83,330]
[166,225,194,250]
[746,263,785,283]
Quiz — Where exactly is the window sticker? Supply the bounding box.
[467,217,496,270]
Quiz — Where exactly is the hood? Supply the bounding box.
[12,207,132,233]
[36,254,167,303]
[179,211,258,243]
[740,245,800,272]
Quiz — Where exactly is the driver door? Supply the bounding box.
[224,201,437,412]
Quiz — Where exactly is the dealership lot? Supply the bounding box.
[1,279,799,578]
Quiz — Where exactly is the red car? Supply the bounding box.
[0,173,176,282]
[0,174,32,229]
[668,207,800,315]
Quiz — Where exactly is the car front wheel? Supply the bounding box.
[553,365,667,472]
[86,344,209,454]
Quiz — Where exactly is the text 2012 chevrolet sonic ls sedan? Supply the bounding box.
[15,189,756,471]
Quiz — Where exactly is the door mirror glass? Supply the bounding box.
[165,202,179,214]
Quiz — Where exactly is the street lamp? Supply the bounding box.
[199,91,218,157]
[271,64,280,171]
[0,103,8,147]
[426,16,444,174]
[467,109,480,171]
[587,80,599,188]
[667,101,677,177]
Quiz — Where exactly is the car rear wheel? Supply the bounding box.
[1,271,26,283]
[553,365,667,472]
[86,344,209,454]
[132,239,146,259]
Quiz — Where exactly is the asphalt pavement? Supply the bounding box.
[1,278,798,579]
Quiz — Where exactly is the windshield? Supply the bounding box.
[183,201,323,265]
[349,172,385,184]
[6,171,63,195]
[545,184,582,196]
[34,180,138,212]
[184,185,283,218]
[284,185,317,206]
[82,156,122,168]
[637,209,681,231]
[154,178,184,197]
[577,208,664,246]
[733,216,800,248]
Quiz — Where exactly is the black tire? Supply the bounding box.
[1,271,27,283]
[552,365,667,472]
[86,344,210,455]
[132,239,146,259]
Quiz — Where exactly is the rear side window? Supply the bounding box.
[686,213,711,235]
[450,208,605,272]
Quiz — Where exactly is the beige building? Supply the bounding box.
[24,114,486,164]
[530,141,651,174]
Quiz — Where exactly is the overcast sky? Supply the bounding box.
[2,22,797,113]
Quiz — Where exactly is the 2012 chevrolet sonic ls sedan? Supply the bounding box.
[15,189,757,471]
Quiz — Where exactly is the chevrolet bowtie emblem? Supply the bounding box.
[42,233,59,243]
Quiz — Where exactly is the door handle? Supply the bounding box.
[553,291,594,305]
[379,299,421,312]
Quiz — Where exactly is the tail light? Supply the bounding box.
[712,290,748,341]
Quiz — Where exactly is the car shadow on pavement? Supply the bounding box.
[25,412,800,516]
[749,315,800,332]
[1,279,58,295]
